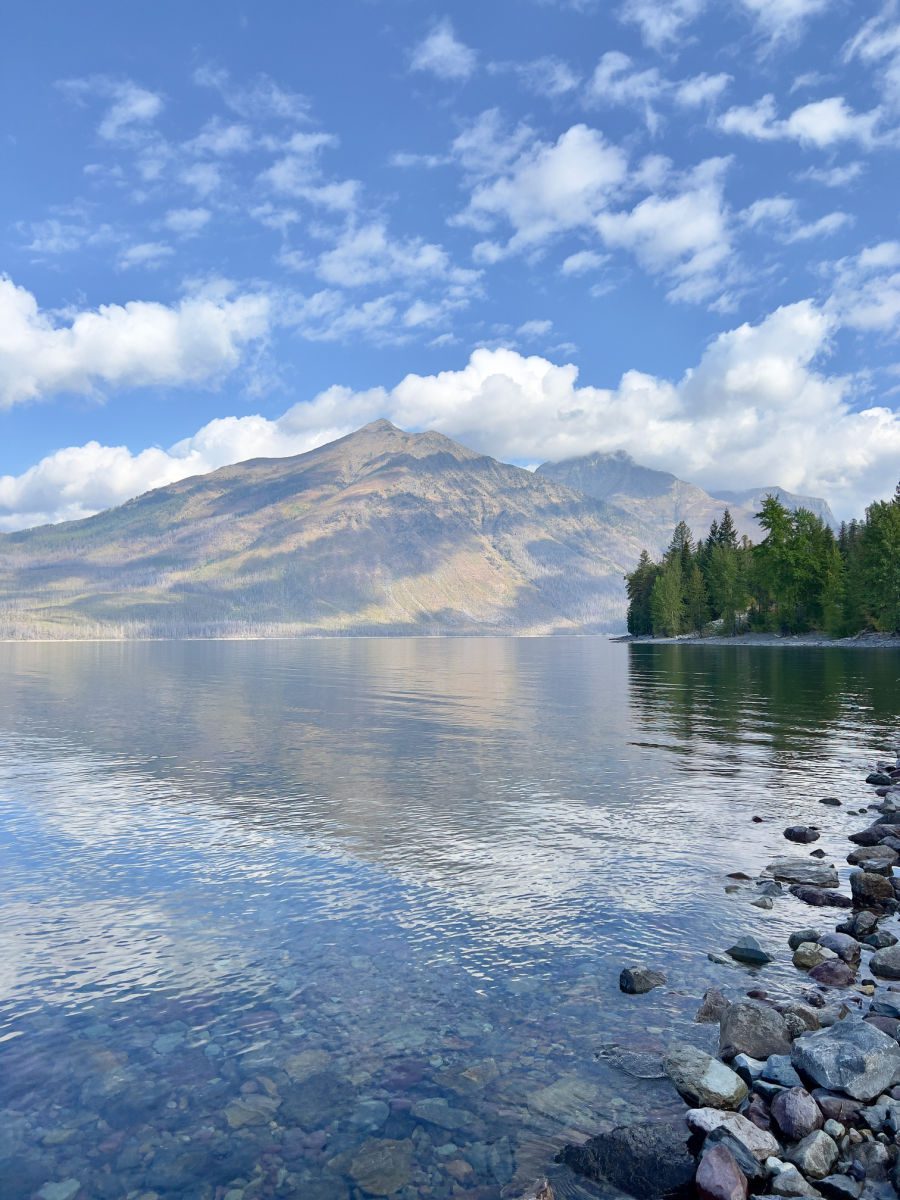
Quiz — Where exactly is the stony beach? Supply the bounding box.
[520,750,900,1200]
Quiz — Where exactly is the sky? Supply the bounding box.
[2,0,900,530]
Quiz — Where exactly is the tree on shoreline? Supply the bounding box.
[624,481,900,638]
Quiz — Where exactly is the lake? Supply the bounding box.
[1,638,899,1199]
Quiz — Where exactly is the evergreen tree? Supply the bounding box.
[684,561,710,632]
[625,550,659,635]
[717,508,738,549]
[860,488,900,632]
[650,558,684,636]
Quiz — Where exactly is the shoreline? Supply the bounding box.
[613,632,900,650]
[532,747,900,1200]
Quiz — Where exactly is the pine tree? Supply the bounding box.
[625,550,659,635]
[650,558,684,636]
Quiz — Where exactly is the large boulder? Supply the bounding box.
[816,933,862,966]
[719,1000,792,1061]
[696,1144,748,1200]
[791,1019,900,1101]
[557,1117,695,1200]
[685,1109,780,1161]
[768,859,839,887]
[663,1045,748,1110]
[792,943,835,970]
[789,885,852,908]
[869,944,900,980]
[770,1088,823,1141]
[849,870,894,907]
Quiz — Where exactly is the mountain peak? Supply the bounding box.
[359,418,400,434]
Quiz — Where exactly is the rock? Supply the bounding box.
[620,965,667,994]
[769,859,840,887]
[790,886,852,909]
[786,827,821,844]
[867,773,893,786]
[349,1138,413,1196]
[849,870,894,907]
[849,823,900,846]
[720,1000,792,1061]
[847,845,897,868]
[558,1117,695,1200]
[696,989,730,1024]
[751,896,774,909]
[768,1162,823,1197]
[685,1109,781,1161]
[744,1095,772,1131]
[870,944,900,979]
[836,911,878,938]
[791,1018,900,1101]
[224,1093,280,1128]
[663,1044,748,1109]
[817,933,862,966]
[790,929,823,950]
[820,798,842,807]
[410,1097,475,1130]
[807,960,856,988]
[696,1144,748,1200]
[705,1129,767,1182]
[727,936,774,966]
[762,1055,803,1088]
[822,1119,844,1140]
[794,943,837,970]
[732,1054,765,1084]
[781,1003,821,1033]
[862,929,897,949]
[810,1090,863,1123]
[770,1088,824,1141]
[38,1184,81,1200]
[817,1175,862,1200]
[784,1130,839,1180]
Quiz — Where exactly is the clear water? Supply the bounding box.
[1,638,898,1200]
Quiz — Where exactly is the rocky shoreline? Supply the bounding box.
[516,751,900,1200]
[612,633,900,650]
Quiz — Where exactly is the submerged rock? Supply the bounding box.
[791,1019,900,1101]
[348,1138,413,1196]
[696,989,731,1024]
[719,1000,792,1061]
[663,1044,748,1110]
[620,966,667,994]
[558,1117,695,1200]
[785,827,821,844]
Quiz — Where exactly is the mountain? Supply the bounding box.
[536,450,838,549]
[708,486,838,530]
[0,421,648,639]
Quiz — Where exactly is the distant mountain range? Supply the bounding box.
[0,423,837,639]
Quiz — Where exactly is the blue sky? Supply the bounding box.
[2,0,899,527]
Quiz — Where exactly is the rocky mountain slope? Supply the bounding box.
[0,421,649,639]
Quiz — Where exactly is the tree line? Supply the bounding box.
[625,483,900,638]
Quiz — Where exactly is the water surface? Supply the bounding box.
[1,638,898,1199]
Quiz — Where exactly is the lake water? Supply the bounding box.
[1,638,899,1200]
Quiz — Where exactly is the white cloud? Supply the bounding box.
[193,66,310,122]
[619,0,707,51]
[0,276,270,409]
[739,0,833,44]
[259,131,360,212]
[164,207,211,237]
[316,221,478,289]
[390,151,450,169]
[59,77,164,143]
[517,318,554,338]
[117,241,173,270]
[454,123,628,253]
[410,19,477,82]
[844,4,900,110]
[827,241,900,332]
[719,94,882,147]
[741,196,852,241]
[489,56,581,97]
[585,53,730,132]
[180,162,223,197]
[674,73,732,107]
[561,249,608,275]
[186,118,254,156]
[6,301,898,528]
[594,158,734,302]
[800,161,866,187]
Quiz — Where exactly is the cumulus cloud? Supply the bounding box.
[0,276,270,409]
[619,0,708,51]
[4,300,898,529]
[410,19,477,81]
[826,241,900,332]
[719,94,882,147]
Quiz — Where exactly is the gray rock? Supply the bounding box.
[732,1054,765,1085]
[720,1000,792,1061]
[785,827,821,844]
[784,1130,839,1180]
[696,1144,748,1200]
[727,936,774,966]
[685,1109,781,1161]
[790,886,853,909]
[620,965,667,994]
[558,1116,696,1200]
[768,1162,823,1197]
[348,1138,413,1196]
[791,929,823,951]
[762,1055,804,1088]
[820,798,842,807]
[817,1175,862,1200]
[770,1087,824,1141]
[705,1129,767,1182]
[38,1185,81,1200]
[696,989,731,1024]
[794,943,837,970]
[807,960,856,988]
[410,1097,475,1130]
[817,933,862,966]
[869,944,900,980]
[849,870,894,907]
[791,1019,900,1101]
[505,1181,556,1200]
[847,845,897,868]
[663,1044,748,1109]
[768,859,840,887]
